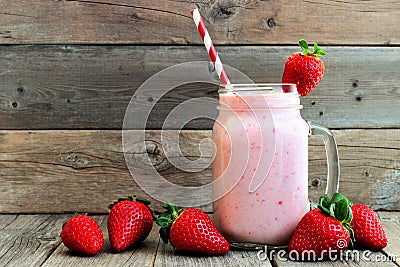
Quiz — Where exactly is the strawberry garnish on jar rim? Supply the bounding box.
[282,39,326,96]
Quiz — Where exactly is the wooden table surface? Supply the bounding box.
[0,212,398,267]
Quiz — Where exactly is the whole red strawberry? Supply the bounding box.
[288,193,353,260]
[282,39,325,96]
[107,195,154,252]
[60,214,104,255]
[350,204,388,250]
[156,203,229,255]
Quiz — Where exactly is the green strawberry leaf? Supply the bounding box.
[156,213,173,227]
[335,198,350,222]
[108,194,152,210]
[330,192,345,203]
[319,194,330,205]
[317,192,355,246]
[136,197,151,206]
[162,202,183,218]
[298,39,325,57]
[313,43,326,57]
[127,195,136,201]
[299,39,311,56]
[329,203,336,218]
[345,207,353,224]
[318,194,333,215]
[159,227,170,244]
[343,222,355,248]
[299,39,308,49]
[156,202,185,245]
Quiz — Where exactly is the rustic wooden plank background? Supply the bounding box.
[0,129,398,213]
[0,0,399,213]
[1,46,399,129]
[1,0,399,45]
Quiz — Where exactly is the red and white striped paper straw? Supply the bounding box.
[191,8,231,85]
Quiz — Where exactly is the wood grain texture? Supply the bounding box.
[155,240,272,267]
[0,214,69,267]
[378,211,400,266]
[0,129,398,213]
[1,214,399,266]
[310,129,400,211]
[0,0,399,45]
[1,45,399,129]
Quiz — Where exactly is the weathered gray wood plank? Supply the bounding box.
[309,129,400,211]
[0,214,397,267]
[0,129,398,213]
[0,214,69,267]
[42,215,160,267]
[0,0,399,45]
[0,129,211,213]
[155,240,271,267]
[378,212,400,266]
[0,46,399,129]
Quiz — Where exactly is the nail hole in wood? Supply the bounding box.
[267,18,276,28]
[311,179,320,187]
[355,96,362,102]
[219,6,234,16]
[311,101,316,105]
[11,101,18,108]
[145,141,165,166]
[319,111,324,116]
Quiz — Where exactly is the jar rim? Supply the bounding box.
[219,83,298,94]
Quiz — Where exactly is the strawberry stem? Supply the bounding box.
[108,194,151,210]
[156,203,184,244]
[136,197,151,206]
[299,39,326,57]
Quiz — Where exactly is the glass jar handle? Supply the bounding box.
[308,122,340,197]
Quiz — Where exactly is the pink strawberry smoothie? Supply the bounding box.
[212,85,310,246]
